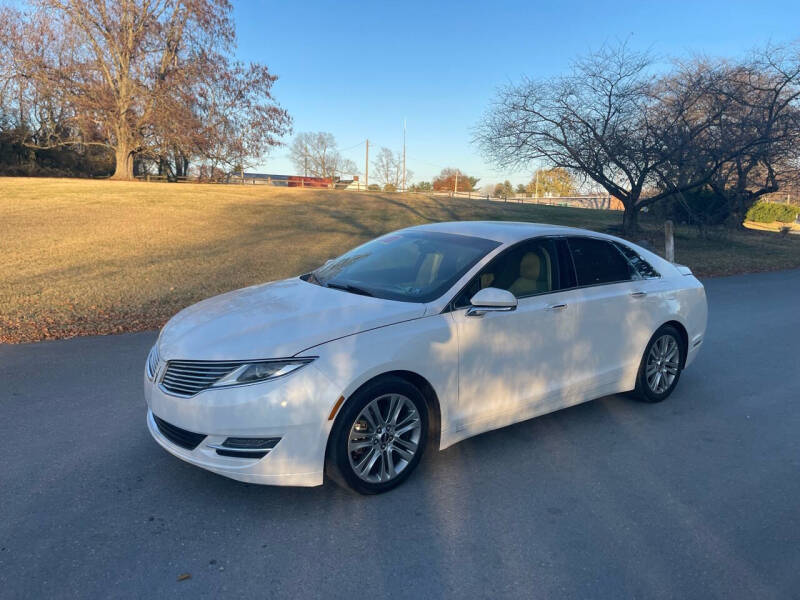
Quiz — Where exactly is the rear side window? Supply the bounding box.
[556,238,577,289]
[567,237,636,286]
[613,242,661,279]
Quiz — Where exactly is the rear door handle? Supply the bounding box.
[630,291,648,298]
[546,303,568,311]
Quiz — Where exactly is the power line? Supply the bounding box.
[338,140,366,152]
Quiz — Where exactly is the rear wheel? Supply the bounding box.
[327,376,428,494]
[633,325,684,403]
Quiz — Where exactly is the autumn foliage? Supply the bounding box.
[0,0,291,180]
[432,168,479,192]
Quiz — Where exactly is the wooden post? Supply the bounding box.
[665,220,675,262]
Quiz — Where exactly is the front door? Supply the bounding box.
[449,237,575,434]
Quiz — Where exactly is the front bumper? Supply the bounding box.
[144,363,341,487]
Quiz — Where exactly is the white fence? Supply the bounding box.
[431,191,621,211]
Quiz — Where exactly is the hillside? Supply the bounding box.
[2,177,798,343]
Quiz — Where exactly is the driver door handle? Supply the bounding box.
[546,303,568,311]
[630,291,648,298]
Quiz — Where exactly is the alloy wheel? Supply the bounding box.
[347,393,422,483]
[646,334,680,394]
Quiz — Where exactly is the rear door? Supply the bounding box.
[563,236,647,393]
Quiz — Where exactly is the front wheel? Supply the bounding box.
[633,325,684,403]
[327,377,428,494]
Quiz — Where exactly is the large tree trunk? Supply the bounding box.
[111,143,134,180]
[622,202,640,234]
[727,191,753,230]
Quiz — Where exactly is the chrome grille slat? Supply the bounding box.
[159,384,197,395]
[162,379,215,390]
[163,372,227,382]
[160,360,246,396]
[169,360,242,369]
[170,367,236,376]
[167,366,240,373]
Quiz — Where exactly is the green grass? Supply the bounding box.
[2,177,799,343]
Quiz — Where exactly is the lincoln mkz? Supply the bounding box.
[144,222,707,494]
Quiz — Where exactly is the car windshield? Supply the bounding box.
[306,230,500,303]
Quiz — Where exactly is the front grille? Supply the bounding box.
[153,414,207,450]
[160,360,245,396]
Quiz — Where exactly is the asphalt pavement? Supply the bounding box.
[1,269,799,599]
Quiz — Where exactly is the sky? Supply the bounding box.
[234,0,799,188]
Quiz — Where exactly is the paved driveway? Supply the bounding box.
[1,269,799,599]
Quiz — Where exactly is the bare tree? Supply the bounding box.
[289,132,358,179]
[476,43,734,232]
[371,147,411,189]
[650,47,800,228]
[334,157,360,179]
[705,48,800,224]
[1,0,290,180]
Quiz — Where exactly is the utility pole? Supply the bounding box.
[535,169,540,199]
[454,170,459,196]
[365,139,369,190]
[665,220,675,262]
[402,119,406,193]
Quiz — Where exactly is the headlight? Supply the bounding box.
[211,358,315,388]
[146,344,160,380]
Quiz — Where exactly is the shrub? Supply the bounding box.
[650,187,731,227]
[745,202,800,223]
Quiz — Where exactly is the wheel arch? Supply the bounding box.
[661,319,689,368]
[324,370,442,466]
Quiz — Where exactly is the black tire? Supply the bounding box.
[326,376,428,495]
[632,324,685,403]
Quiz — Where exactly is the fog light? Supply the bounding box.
[211,437,281,459]
[223,437,281,450]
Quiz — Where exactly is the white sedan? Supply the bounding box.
[144,221,707,494]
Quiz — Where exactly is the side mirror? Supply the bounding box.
[467,287,517,317]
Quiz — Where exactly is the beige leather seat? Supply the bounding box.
[509,252,550,297]
[415,253,443,286]
[479,272,495,289]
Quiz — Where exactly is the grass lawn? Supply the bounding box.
[744,220,800,233]
[2,177,799,343]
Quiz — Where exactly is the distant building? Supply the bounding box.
[335,175,366,190]
[241,173,332,188]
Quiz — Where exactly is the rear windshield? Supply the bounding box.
[307,231,500,303]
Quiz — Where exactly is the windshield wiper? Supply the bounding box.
[325,282,374,297]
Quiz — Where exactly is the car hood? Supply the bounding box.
[157,278,427,360]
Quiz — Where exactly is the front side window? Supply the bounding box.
[453,238,559,307]
[567,237,636,286]
[308,231,500,303]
